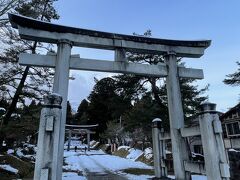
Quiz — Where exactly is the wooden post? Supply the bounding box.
[152,118,168,178]
[165,52,191,180]
[52,40,72,180]
[67,129,72,151]
[199,102,230,180]
[34,94,62,180]
[87,132,90,151]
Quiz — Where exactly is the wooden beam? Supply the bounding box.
[19,53,204,79]
[18,26,207,58]
[180,126,201,137]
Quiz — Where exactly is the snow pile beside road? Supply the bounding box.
[0,164,18,174]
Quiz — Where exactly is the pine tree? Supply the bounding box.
[66,101,73,124]
[75,99,89,125]
[224,61,240,86]
[87,77,132,135]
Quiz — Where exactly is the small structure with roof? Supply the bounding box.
[220,103,240,150]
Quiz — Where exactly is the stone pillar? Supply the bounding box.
[152,118,168,178]
[199,102,230,180]
[165,52,190,180]
[34,94,62,180]
[53,40,72,180]
[67,129,72,151]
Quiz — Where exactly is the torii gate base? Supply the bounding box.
[34,94,62,180]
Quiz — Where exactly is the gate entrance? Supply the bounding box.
[9,13,213,180]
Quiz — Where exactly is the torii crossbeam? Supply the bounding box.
[8,13,211,180]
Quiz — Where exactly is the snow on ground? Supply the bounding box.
[126,148,143,161]
[64,139,89,150]
[63,149,207,180]
[0,164,18,174]
[62,172,86,180]
[64,150,152,174]
[125,173,154,179]
[168,175,207,180]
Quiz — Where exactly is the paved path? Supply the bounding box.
[63,150,153,180]
[85,155,127,180]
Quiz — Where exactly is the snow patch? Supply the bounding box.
[168,175,207,180]
[117,146,130,151]
[62,172,86,180]
[125,173,154,179]
[7,149,14,154]
[229,148,240,152]
[16,148,24,157]
[0,107,6,111]
[126,148,143,161]
[0,164,18,174]
[90,140,100,148]
[166,150,171,154]
[90,140,96,146]
[144,147,153,160]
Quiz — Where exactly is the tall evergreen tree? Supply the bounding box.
[87,77,132,135]
[75,99,89,125]
[66,101,73,124]
[224,61,240,86]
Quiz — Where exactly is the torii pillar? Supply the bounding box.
[165,52,191,180]
[52,40,72,179]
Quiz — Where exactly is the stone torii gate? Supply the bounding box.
[65,124,98,151]
[9,13,210,180]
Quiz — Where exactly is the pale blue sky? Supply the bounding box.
[54,0,240,112]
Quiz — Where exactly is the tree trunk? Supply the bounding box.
[149,77,162,105]
[3,66,30,125]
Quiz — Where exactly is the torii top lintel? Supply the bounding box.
[8,13,211,58]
